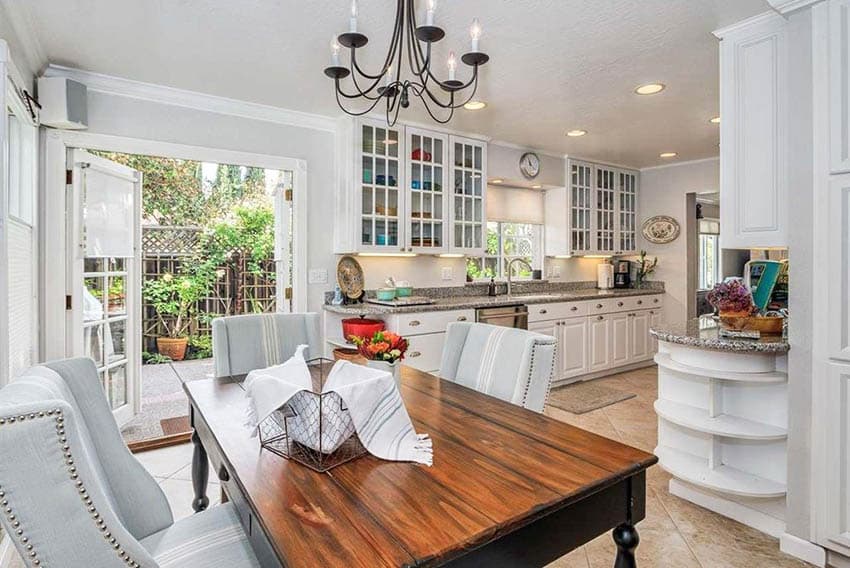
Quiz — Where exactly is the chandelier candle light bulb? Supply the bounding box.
[385,65,393,87]
[349,0,358,32]
[448,51,457,81]
[426,0,436,26]
[330,36,341,67]
[470,18,482,52]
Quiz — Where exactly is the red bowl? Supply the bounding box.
[341,318,385,343]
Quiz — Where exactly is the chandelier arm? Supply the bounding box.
[348,61,388,99]
[334,86,386,116]
[405,0,429,78]
[335,78,383,100]
[350,0,404,81]
[418,90,456,124]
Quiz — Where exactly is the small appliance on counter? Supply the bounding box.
[597,262,614,290]
[614,260,631,289]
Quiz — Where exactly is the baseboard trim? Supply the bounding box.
[780,533,826,567]
[669,479,785,538]
[552,359,655,387]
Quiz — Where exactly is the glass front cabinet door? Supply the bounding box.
[594,165,618,254]
[617,170,638,254]
[357,119,405,252]
[406,127,448,254]
[569,161,594,255]
[450,136,486,255]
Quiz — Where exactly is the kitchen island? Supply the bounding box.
[651,317,789,538]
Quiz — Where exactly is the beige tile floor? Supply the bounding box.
[544,366,811,568]
[7,366,812,567]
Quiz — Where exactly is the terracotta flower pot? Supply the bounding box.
[157,337,188,361]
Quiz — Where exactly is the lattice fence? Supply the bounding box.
[142,226,277,354]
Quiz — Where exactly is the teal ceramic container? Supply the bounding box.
[376,288,397,301]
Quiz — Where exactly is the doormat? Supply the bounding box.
[160,415,192,437]
[547,382,636,415]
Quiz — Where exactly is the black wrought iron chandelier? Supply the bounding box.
[323,0,490,126]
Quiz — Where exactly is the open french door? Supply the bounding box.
[274,170,294,313]
[66,149,142,427]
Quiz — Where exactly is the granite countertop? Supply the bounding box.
[650,317,789,354]
[323,288,664,316]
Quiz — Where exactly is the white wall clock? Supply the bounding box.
[641,215,681,244]
[519,152,540,179]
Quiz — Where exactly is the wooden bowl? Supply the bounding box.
[744,316,784,334]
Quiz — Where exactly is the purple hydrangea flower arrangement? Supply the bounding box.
[706,280,754,314]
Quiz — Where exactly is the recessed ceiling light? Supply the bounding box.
[635,83,665,95]
[566,129,587,137]
[491,178,503,184]
[709,116,721,124]
[531,184,542,189]
[659,152,678,158]
[464,100,487,110]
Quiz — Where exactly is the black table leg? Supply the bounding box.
[191,429,210,513]
[613,523,639,568]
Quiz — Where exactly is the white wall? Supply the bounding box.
[638,157,720,324]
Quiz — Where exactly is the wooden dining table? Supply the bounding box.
[184,365,657,568]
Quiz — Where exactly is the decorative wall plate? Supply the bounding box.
[337,255,365,300]
[641,215,681,244]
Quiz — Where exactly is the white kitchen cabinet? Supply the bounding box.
[404,332,447,373]
[335,118,487,255]
[545,159,639,257]
[830,0,850,173]
[649,309,662,353]
[560,317,590,379]
[589,315,612,372]
[610,313,631,367]
[829,174,850,362]
[449,136,487,256]
[529,320,563,380]
[716,13,789,248]
[406,127,449,254]
[630,311,651,362]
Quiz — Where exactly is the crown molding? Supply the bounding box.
[43,65,338,133]
[713,10,786,39]
[0,0,47,79]
[639,155,719,172]
[767,0,825,15]
[563,154,639,171]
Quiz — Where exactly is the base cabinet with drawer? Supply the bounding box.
[529,293,663,384]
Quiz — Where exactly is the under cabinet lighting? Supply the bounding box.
[583,255,613,259]
[709,116,720,124]
[490,178,504,184]
[439,253,465,258]
[553,255,573,259]
[358,253,418,258]
[531,184,542,189]
[566,129,587,137]
[659,152,678,158]
[635,83,665,95]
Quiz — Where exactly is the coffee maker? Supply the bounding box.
[614,260,631,289]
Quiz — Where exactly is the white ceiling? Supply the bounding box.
[17,0,770,168]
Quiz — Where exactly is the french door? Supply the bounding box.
[274,170,295,313]
[66,149,142,426]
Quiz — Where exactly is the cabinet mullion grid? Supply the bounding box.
[619,171,637,253]
[409,132,443,251]
[596,167,616,253]
[453,141,484,251]
[360,123,401,249]
[571,163,593,254]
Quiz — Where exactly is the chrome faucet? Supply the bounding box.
[506,258,533,297]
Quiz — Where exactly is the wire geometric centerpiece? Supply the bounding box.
[258,358,367,472]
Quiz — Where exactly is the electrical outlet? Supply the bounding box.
[441,266,453,281]
[308,268,328,284]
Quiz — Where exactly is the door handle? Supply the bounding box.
[409,351,421,358]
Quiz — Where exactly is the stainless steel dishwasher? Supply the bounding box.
[475,305,529,330]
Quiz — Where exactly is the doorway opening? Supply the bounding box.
[76,149,297,448]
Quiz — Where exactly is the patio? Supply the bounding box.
[121,358,215,444]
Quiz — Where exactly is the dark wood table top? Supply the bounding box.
[184,365,657,568]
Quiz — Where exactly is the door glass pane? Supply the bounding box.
[376,158,387,186]
[454,143,463,167]
[388,160,398,187]
[362,187,373,215]
[85,324,104,366]
[434,139,443,164]
[361,219,373,245]
[474,146,482,170]
[423,137,432,161]
[108,319,127,364]
[376,128,387,155]
[107,275,126,316]
[388,130,399,157]
[387,189,398,217]
[362,125,373,154]
[362,156,373,184]
[84,277,105,322]
[109,365,127,410]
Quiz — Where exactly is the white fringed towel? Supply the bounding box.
[243,346,432,466]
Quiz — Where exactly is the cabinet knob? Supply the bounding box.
[540,309,548,314]
[637,300,643,305]
[457,316,468,321]
[408,351,421,358]
[654,298,659,303]
[617,301,624,307]
[408,247,413,252]
[596,303,603,309]
[409,320,421,327]
[650,311,655,315]
[597,315,604,321]
[570,306,578,311]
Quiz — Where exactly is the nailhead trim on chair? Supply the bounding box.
[520,340,557,409]
[0,409,143,568]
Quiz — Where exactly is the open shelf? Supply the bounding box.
[654,353,787,383]
[326,337,355,349]
[654,399,787,440]
[655,445,787,498]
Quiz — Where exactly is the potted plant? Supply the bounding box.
[634,250,658,289]
[143,270,211,361]
[707,280,755,329]
[351,330,409,385]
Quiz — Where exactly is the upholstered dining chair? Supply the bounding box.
[211,312,321,378]
[439,322,557,413]
[0,358,260,568]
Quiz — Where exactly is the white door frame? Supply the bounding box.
[41,130,309,360]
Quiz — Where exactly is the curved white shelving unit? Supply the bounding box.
[655,445,787,498]
[653,399,787,441]
[654,353,787,383]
